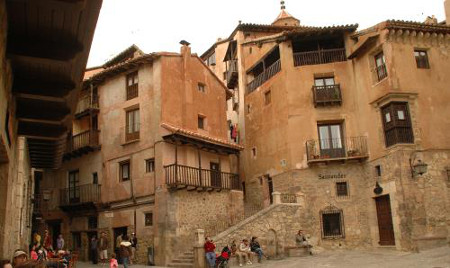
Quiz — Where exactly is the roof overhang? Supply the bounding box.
[6,0,103,169]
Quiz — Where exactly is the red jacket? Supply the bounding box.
[204,241,215,253]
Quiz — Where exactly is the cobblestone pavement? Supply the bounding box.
[77,246,450,268]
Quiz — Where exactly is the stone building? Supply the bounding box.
[202,3,450,251]
[0,0,101,260]
[38,43,244,265]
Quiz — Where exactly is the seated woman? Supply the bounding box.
[237,239,253,267]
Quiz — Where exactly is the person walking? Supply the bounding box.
[119,236,132,268]
[90,235,99,264]
[130,233,137,264]
[115,234,122,264]
[99,232,109,265]
[56,235,64,251]
[204,237,216,268]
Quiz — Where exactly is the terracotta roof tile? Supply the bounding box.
[161,123,243,150]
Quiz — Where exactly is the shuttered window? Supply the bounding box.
[381,102,414,147]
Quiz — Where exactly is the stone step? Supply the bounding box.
[172,258,194,263]
[167,263,193,268]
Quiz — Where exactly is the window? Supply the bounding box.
[320,206,344,238]
[126,72,138,99]
[414,50,430,69]
[374,52,387,81]
[120,160,130,181]
[145,213,153,226]
[4,108,11,146]
[336,182,348,197]
[206,52,216,66]
[264,90,271,105]
[314,77,335,87]
[126,72,139,100]
[251,147,257,158]
[381,102,414,147]
[198,115,205,129]
[249,47,252,54]
[146,158,155,173]
[247,104,251,114]
[88,216,98,229]
[92,172,98,184]
[375,165,382,177]
[318,123,344,158]
[198,83,206,93]
[125,109,140,141]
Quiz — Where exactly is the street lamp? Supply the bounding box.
[409,154,428,178]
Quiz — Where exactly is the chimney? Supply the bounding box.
[180,40,191,57]
[446,0,450,25]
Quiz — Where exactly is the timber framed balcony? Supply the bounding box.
[74,94,99,118]
[247,59,281,94]
[312,84,342,107]
[226,59,239,89]
[64,129,100,160]
[165,164,241,191]
[59,184,101,212]
[294,48,346,67]
[306,136,368,164]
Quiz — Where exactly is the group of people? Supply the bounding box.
[204,229,313,267]
[204,236,268,268]
[89,232,138,268]
[0,248,72,268]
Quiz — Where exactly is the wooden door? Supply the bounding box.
[68,170,80,203]
[375,195,395,245]
[210,162,221,188]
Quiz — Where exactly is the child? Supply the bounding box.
[110,253,118,268]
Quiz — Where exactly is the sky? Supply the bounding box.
[87,0,447,67]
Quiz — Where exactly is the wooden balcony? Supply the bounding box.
[294,48,346,67]
[64,129,100,160]
[74,94,99,118]
[247,59,281,94]
[226,59,238,89]
[165,164,241,191]
[59,184,101,212]
[306,136,368,164]
[126,84,138,100]
[312,84,342,107]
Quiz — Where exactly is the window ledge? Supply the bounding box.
[122,139,140,146]
[385,143,416,152]
[372,76,388,87]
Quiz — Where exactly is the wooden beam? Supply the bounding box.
[18,121,67,138]
[16,98,70,122]
[7,37,83,62]
[12,76,75,98]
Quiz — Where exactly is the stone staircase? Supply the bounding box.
[167,251,194,268]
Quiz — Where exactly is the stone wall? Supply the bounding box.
[212,203,305,257]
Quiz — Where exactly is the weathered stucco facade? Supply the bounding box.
[38,44,244,266]
[202,6,450,252]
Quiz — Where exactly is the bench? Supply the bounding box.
[285,245,311,257]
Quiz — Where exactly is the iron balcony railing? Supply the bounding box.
[247,59,281,94]
[66,129,100,152]
[59,184,101,206]
[75,94,99,115]
[164,164,241,191]
[312,84,342,107]
[126,83,139,100]
[294,48,346,67]
[306,136,368,162]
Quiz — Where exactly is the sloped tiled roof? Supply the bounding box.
[384,20,450,34]
[103,44,144,68]
[161,123,244,150]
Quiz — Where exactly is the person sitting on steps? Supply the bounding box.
[295,230,313,255]
[250,237,268,263]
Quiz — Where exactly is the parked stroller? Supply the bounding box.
[215,246,231,268]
